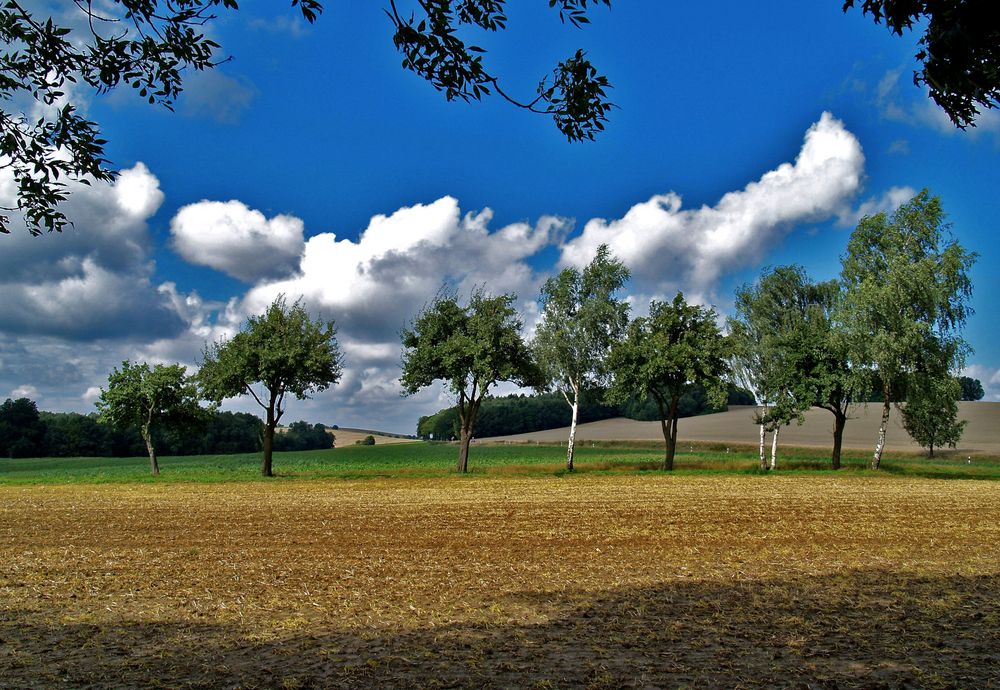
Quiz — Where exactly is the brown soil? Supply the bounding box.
[487,401,1000,455]
[2,476,998,688]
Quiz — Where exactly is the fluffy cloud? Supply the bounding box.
[0,163,186,340]
[243,196,565,343]
[171,200,306,282]
[559,112,864,300]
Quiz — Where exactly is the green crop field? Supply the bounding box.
[2,440,998,484]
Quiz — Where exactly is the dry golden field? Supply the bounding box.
[2,475,999,688]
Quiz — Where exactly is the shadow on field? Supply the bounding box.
[3,570,998,689]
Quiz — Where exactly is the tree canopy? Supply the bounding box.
[199,295,342,477]
[608,293,728,471]
[843,0,1000,128]
[0,397,46,458]
[400,288,538,473]
[96,360,205,475]
[839,189,976,469]
[534,244,629,470]
[901,374,967,457]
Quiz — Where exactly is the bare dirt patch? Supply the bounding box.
[2,476,998,688]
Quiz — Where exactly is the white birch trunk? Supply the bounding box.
[770,425,779,470]
[758,403,768,471]
[566,395,579,471]
[872,399,890,470]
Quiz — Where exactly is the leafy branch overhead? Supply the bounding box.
[0,0,322,236]
[386,0,613,142]
[843,0,1000,128]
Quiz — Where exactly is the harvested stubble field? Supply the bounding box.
[2,475,999,689]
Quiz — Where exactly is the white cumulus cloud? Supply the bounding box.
[559,112,865,300]
[171,200,306,282]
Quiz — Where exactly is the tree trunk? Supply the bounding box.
[664,395,679,471]
[872,391,890,470]
[655,396,671,469]
[456,397,479,474]
[457,424,471,473]
[758,405,768,471]
[831,411,846,470]
[141,422,159,476]
[566,388,579,472]
[262,404,276,477]
[770,426,779,470]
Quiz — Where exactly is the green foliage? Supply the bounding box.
[840,190,976,468]
[0,0,322,235]
[902,375,967,457]
[843,0,1000,128]
[0,398,47,458]
[355,434,376,446]
[958,376,985,401]
[386,0,612,142]
[95,360,206,474]
[534,244,631,398]
[401,288,537,472]
[274,421,334,451]
[608,293,728,469]
[199,295,343,477]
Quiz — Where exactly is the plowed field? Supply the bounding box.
[2,476,999,688]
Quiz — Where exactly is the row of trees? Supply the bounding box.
[94,297,343,476]
[400,246,731,472]
[730,190,976,469]
[401,189,977,473]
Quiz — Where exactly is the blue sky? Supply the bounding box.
[1,1,997,433]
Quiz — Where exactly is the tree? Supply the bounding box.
[0,397,47,458]
[96,361,205,475]
[840,189,976,469]
[729,267,814,471]
[608,293,728,471]
[901,374,967,457]
[199,295,343,477]
[733,267,865,471]
[400,288,538,473]
[533,244,630,471]
[958,376,985,401]
[842,0,1000,128]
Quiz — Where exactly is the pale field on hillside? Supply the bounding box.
[487,401,1000,455]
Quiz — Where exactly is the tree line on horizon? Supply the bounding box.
[0,399,334,461]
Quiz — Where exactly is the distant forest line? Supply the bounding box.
[0,399,333,459]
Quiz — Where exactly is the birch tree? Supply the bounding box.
[400,289,538,473]
[199,296,343,477]
[840,190,975,469]
[533,245,629,471]
[96,361,205,475]
[608,293,728,471]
